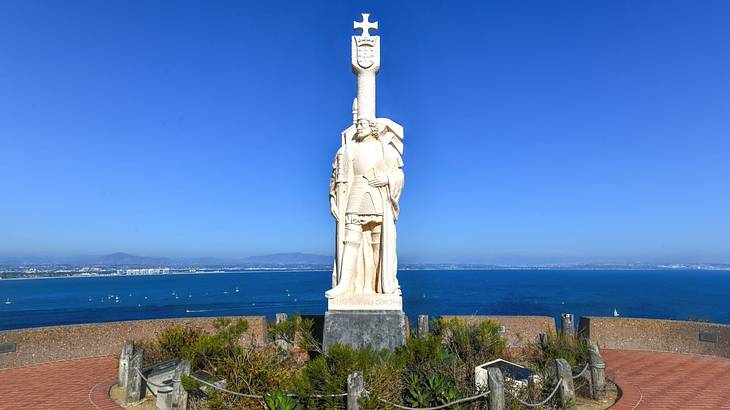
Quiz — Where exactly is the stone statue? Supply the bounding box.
[325,14,405,311]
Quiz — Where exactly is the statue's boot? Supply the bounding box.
[326,228,361,298]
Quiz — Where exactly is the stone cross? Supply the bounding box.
[354,13,378,37]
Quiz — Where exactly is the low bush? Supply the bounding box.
[431,317,509,397]
[140,316,538,410]
[526,331,588,370]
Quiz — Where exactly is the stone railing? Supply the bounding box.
[0,316,267,368]
[578,316,730,358]
[438,315,556,347]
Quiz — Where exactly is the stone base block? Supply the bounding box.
[323,310,407,352]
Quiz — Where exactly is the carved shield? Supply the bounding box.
[357,45,375,69]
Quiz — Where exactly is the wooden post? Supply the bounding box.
[487,367,505,410]
[347,371,364,410]
[172,359,191,410]
[588,341,607,400]
[560,313,575,338]
[125,347,145,404]
[117,341,133,388]
[555,358,575,409]
[417,314,429,337]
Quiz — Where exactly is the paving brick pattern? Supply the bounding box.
[2,349,730,409]
[604,349,730,409]
[0,355,121,410]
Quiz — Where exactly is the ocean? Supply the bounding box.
[1,269,729,331]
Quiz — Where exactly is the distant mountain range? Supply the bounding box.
[0,252,332,266]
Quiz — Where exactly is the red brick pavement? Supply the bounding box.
[1,349,730,409]
[604,349,730,409]
[0,355,122,410]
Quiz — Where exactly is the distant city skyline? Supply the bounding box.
[2,1,730,263]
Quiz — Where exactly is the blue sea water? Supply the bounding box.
[1,269,729,331]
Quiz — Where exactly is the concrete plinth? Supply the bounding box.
[323,310,407,352]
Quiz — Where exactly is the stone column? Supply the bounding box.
[275,313,288,324]
[156,386,174,410]
[555,358,576,409]
[125,348,145,404]
[417,314,429,337]
[588,341,607,400]
[172,360,191,410]
[117,341,133,388]
[487,367,505,410]
[561,313,575,337]
[351,13,380,122]
[347,371,364,410]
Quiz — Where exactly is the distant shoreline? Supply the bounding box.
[3,266,730,281]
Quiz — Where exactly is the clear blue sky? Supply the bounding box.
[1,1,729,263]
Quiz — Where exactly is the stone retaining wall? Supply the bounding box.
[579,316,730,358]
[0,316,267,369]
[441,315,556,347]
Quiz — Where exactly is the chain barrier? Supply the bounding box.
[186,373,347,400]
[505,379,562,408]
[133,367,168,397]
[375,390,490,410]
[572,363,590,379]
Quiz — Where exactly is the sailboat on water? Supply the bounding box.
[613,308,620,317]
[4,298,11,305]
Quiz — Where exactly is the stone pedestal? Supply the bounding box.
[323,310,407,352]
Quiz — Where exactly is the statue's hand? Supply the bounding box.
[368,176,389,187]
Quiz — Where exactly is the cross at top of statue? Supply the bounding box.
[354,13,378,37]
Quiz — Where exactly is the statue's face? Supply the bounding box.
[356,119,374,140]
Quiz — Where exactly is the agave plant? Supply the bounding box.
[264,390,300,410]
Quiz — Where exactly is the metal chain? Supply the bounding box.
[376,391,490,410]
[505,379,563,408]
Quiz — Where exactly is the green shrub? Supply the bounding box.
[140,324,204,366]
[403,372,461,409]
[293,344,402,410]
[180,318,249,370]
[430,317,508,398]
[527,332,588,369]
[268,314,319,352]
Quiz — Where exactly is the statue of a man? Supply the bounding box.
[326,117,404,298]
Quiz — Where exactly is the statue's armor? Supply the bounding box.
[346,139,386,216]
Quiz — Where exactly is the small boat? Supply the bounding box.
[234,287,239,293]
[613,308,620,317]
[4,298,11,305]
